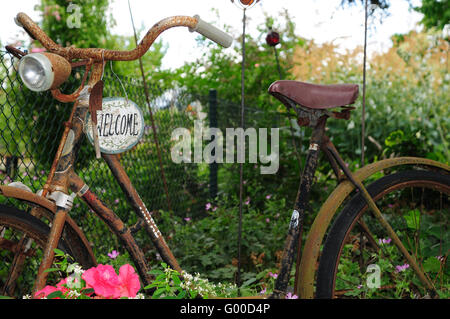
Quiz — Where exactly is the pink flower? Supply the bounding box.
[266,218,270,223]
[265,194,272,199]
[268,272,278,279]
[108,250,119,259]
[212,206,218,212]
[34,278,68,298]
[285,292,298,299]
[205,203,212,210]
[259,288,267,295]
[52,11,61,21]
[245,197,250,205]
[184,217,191,222]
[55,278,70,294]
[114,198,120,204]
[35,285,60,299]
[378,238,391,244]
[395,263,410,273]
[117,264,141,298]
[82,264,121,298]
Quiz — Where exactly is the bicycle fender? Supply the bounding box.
[296,157,449,298]
[0,185,97,268]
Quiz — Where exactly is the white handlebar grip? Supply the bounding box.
[189,15,233,48]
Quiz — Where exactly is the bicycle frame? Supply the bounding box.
[1,11,231,297]
[2,11,449,299]
[23,61,185,293]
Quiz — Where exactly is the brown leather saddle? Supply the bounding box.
[268,80,359,126]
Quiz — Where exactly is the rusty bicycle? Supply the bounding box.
[0,11,449,299]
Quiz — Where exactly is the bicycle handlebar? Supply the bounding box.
[15,12,232,61]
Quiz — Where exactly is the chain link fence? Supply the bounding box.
[0,50,214,254]
[0,50,293,261]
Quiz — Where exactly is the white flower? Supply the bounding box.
[67,263,84,275]
[67,290,81,298]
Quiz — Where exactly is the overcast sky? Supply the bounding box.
[1,0,423,69]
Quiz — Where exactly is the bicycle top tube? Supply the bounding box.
[15,12,231,62]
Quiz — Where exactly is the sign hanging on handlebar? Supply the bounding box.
[85,97,145,154]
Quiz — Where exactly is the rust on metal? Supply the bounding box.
[16,12,198,62]
[101,153,181,273]
[0,188,96,269]
[321,135,345,182]
[89,80,104,158]
[34,208,68,293]
[326,143,437,294]
[0,238,35,257]
[0,185,56,212]
[41,52,72,89]
[296,156,449,298]
[68,171,153,287]
[51,59,93,103]
[8,11,211,295]
[1,236,32,296]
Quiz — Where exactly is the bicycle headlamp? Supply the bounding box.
[18,53,71,92]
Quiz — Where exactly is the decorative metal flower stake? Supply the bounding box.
[231,0,260,296]
[266,29,282,79]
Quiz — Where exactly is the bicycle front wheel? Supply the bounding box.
[0,204,73,298]
[316,169,449,299]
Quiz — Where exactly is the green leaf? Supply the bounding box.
[152,287,166,299]
[385,130,404,147]
[172,274,181,286]
[242,277,257,287]
[0,295,14,299]
[148,269,163,276]
[43,267,60,273]
[190,290,198,299]
[53,248,65,256]
[156,273,166,281]
[46,290,63,299]
[404,209,421,230]
[176,290,187,299]
[83,288,95,295]
[423,257,441,273]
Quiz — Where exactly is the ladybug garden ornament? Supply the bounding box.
[266,30,280,47]
[231,0,260,9]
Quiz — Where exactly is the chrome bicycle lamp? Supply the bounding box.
[18,52,71,92]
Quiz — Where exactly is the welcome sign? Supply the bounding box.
[85,97,145,154]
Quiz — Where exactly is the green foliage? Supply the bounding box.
[144,262,239,298]
[36,0,113,48]
[169,9,301,108]
[415,0,450,30]
[341,0,450,30]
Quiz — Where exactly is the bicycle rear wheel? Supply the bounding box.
[316,169,449,298]
[0,203,72,298]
